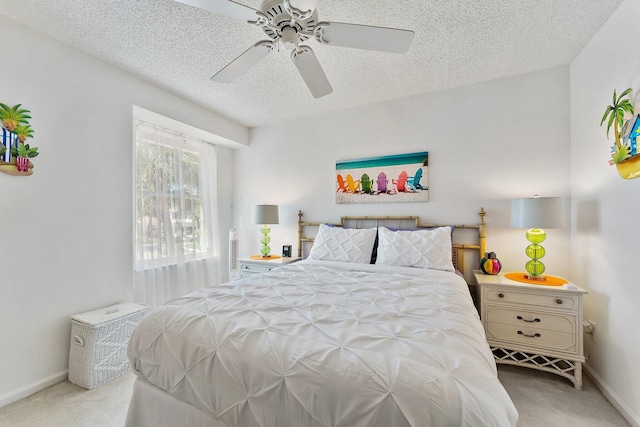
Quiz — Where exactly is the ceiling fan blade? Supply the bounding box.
[315,22,414,54]
[291,47,333,98]
[174,0,258,22]
[211,41,272,83]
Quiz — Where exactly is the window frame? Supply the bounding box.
[134,123,210,270]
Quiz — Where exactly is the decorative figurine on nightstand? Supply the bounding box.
[480,252,501,275]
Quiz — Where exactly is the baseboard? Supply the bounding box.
[0,369,69,409]
[584,364,640,427]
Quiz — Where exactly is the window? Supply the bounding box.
[135,134,204,266]
[133,120,221,307]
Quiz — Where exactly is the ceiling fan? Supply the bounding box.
[174,0,415,98]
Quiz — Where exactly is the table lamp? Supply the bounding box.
[510,196,565,280]
[254,204,279,258]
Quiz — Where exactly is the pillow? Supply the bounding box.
[369,225,454,264]
[375,226,454,271]
[370,227,420,264]
[308,224,377,264]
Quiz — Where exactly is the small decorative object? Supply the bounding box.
[600,88,640,179]
[0,102,39,176]
[282,245,292,257]
[480,252,502,275]
[511,196,565,281]
[253,204,279,258]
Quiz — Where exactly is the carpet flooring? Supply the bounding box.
[0,365,630,426]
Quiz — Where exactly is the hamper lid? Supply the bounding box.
[71,301,149,326]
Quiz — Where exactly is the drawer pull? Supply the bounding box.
[517,330,541,338]
[517,315,540,323]
[498,293,504,298]
[556,299,563,305]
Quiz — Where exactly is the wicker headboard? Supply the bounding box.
[297,208,486,279]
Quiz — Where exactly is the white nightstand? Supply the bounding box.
[474,270,587,390]
[238,257,301,278]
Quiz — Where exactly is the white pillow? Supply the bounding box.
[375,226,454,272]
[308,224,377,264]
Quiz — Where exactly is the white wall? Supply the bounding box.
[234,66,572,282]
[570,0,640,424]
[0,17,246,406]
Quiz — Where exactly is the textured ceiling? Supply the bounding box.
[0,0,622,128]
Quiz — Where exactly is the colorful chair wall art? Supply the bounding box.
[339,169,426,195]
[376,172,388,194]
[335,152,429,203]
[360,173,372,194]
[346,174,360,193]
[392,171,409,192]
[336,174,348,192]
[407,167,427,190]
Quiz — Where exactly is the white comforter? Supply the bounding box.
[128,260,517,426]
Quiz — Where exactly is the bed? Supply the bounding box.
[126,209,518,427]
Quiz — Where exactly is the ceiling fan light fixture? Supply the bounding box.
[280,26,299,49]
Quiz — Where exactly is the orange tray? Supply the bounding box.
[504,272,568,286]
[250,255,281,260]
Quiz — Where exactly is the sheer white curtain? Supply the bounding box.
[134,121,221,308]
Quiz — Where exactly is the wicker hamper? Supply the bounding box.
[69,301,149,389]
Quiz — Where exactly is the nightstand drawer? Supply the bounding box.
[486,322,577,354]
[484,288,578,311]
[240,263,273,274]
[485,305,577,334]
[237,257,301,279]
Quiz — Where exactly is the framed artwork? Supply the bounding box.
[336,151,429,204]
[0,103,38,176]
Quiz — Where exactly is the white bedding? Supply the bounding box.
[127,260,518,427]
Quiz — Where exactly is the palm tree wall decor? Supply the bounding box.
[600,88,640,180]
[0,102,38,176]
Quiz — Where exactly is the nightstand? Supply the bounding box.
[238,257,301,278]
[473,270,587,390]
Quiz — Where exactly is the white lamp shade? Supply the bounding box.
[510,197,565,229]
[254,205,279,225]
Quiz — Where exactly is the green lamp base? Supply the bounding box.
[524,228,546,279]
[260,224,272,257]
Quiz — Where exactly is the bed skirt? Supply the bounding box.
[125,377,228,427]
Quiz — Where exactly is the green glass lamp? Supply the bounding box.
[510,196,565,280]
[253,204,279,258]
